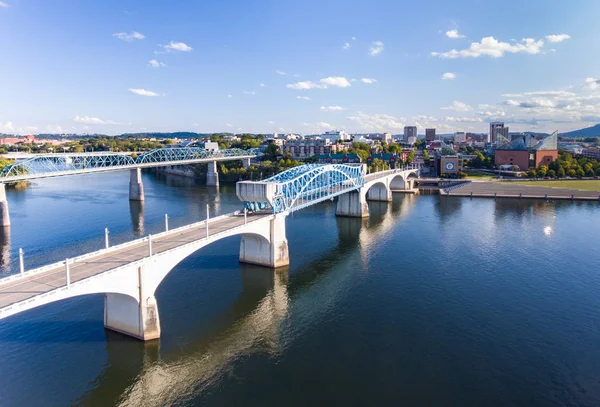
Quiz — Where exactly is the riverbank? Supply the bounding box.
[444,180,600,201]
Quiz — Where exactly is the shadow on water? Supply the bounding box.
[433,195,463,224]
[129,200,145,236]
[74,199,409,407]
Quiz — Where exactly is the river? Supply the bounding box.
[0,171,599,406]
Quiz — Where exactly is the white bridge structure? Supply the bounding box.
[0,147,259,227]
[0,163,419,341]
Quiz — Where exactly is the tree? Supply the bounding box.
[528,169,537,178]
[557,167,566,178]
[389,143,402,153]
[537,165,548,178]
[423,149,430,162]
[264,143,280,159]
[548,169,556,178]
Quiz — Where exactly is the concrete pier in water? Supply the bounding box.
[0,184,9,227]
[129,168,144,201]
[207,161,219,187]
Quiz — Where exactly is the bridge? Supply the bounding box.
[0,163,419,341]
[0,147,259,226]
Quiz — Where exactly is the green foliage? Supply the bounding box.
[423,149,430,162]
[548,151,599,179]
[458,171,467,179]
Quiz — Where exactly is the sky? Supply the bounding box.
[1,0,600,136]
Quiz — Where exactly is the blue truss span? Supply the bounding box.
[0,147,260,181]
[238,164,365,213]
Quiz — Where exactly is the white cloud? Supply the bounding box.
[369,40,384,56]
[287,81,323,90]
[74,116,120,125]
[585,77,599,90]
[0,122,14,132]
[321,106,345,111]
[113,31,145,42]
[444,116,483,122]
[276,70,286,75]
[343,42,351,50]
[225,124,233,127]
[441,100,471,111]
[297,96,311,100]
[0,2,9,7]
[545,34,571,43]
[347,112,404,131]
[352,37,356,41]
[501,90,576,98]
[128,88,160,97]
[46,124,64,133]
[431,36,545,58]
[148,59,166,68]
[361,78,377,84]
[441,72,456,80]
[243,90,256,95]
[227,94,233,98]
[316,122,335,130]
[320,76,352,88]
[287,76,351,90]
[260,83,265,87]
[446,29,465,39]
[268,121,275,124]
[161,41,193,52]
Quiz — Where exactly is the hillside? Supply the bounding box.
[560,123,600,138]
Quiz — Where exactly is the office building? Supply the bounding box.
[425,128,436,142]
[403,126,417,143]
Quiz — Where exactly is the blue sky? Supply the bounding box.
[1,0,600,135]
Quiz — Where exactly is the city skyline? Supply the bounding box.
[1,0,600,135]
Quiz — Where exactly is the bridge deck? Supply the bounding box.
[0,212,270,311]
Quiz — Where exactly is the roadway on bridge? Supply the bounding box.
[0,212,271,311]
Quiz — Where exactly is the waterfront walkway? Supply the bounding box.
[445,181,600,200]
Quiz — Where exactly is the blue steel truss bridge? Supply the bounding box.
[0,147,260,182]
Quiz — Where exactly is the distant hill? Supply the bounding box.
[559,123,600,138]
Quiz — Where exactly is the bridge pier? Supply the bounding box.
[0,184,9,227]
[104,266,161,341]
[242,158,251,169]
[207,161,219,187]
[239,215,289,268]
[336,190,369,218]
[129,168,144,201]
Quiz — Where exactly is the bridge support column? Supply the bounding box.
[239,215,289,268]
[0,184,9,227]
[129,168,144,201]
[207,161,219,187]
[336,190,369,218]
[242,158,251,169]
[104,266,160,341]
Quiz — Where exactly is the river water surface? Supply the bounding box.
[0,171,600,406]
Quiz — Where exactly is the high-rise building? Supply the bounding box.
[453,132,466,143]
[425,128,436,142]
[403,126,417,142]
[489,122,507,143]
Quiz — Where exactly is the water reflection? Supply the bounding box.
[129,201,145,236]
[78,198,416,406]
[433,196,463,224]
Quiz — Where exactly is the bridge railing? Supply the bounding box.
[0,210,244,287]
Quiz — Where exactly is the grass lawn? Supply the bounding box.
[464,171,496,180]
[515,180,600,191]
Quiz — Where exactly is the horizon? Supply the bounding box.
[2,0,600,135]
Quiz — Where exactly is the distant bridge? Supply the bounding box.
[0,147,260,182]
[0,163,419,341]
[0,147,260,226]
